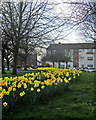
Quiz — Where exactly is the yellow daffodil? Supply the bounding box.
[20,91,25,97]
[68,77,71,81]
[73,76,76,78]
[0,87,2,91]
[3,102,8,107]
[13,88,16,91]
[41,85,45,89]
[34,83,39,88]
[1,67,82,99]
[6,91,9,95]
[37,88,40,92]
[0,93,3,99]
[30,87,34,91]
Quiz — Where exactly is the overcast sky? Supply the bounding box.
[50,0,82,43]
[1,0,93,44]
[52,0,94,44]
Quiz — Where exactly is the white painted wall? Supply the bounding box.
[79,49,95,68]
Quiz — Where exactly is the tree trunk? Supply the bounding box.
[24,57,27,70]
[12,52,18,75]
[20,60,23,67]
[2,55,6,74]
[66,62,68,68]
[58,61,60,68]
[53,62,54,67]
[6,56,10,70]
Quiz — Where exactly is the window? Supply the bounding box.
[75,59,77,63]
[52,50,56,54]
[82,49,84,52]
[87,57,93,60]
[87,49,93,52]
[81,57,84,59]
[87,64,93,67]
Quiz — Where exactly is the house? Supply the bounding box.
[46,43,95,69]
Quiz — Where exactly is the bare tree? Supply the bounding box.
[44,48,72,68]
[55,50,72,68]
[69,1,96,42]
[1,1,68,75]
[43,51,56,67]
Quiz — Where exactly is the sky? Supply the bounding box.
[51,0,94,44]
[51,0,82,44]
[1,0,93,44]
[60,32,82,43]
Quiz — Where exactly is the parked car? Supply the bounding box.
[4,67,13,70]
[60,66,65,69]
[88,68,96,72]
[37,65,44,68]
[78,67,83,71]
[66,67,70,69]
[8,67,13,70]
[30,65,39,69]
[35,66,38,69]
[28,67,33,69]
[83,67,89,72]
[4,68,8,70]
[73,67,76,70]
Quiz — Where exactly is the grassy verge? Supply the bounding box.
[2,69,38,78]
[2,71,95,119]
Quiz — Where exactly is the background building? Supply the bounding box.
[46,43,95,69]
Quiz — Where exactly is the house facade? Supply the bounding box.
[46,43,95,69]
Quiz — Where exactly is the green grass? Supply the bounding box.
[2,71,95,119]
[2,69,38,78]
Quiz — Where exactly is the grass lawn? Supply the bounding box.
[2,69,38,78]
[2,71,95,119]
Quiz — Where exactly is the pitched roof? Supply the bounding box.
[47,43,95,50]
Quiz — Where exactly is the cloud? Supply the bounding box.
[60,32,81,43]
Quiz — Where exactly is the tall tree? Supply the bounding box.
[1,1,68,75]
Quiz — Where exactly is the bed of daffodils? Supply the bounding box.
[0,68,82,110]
